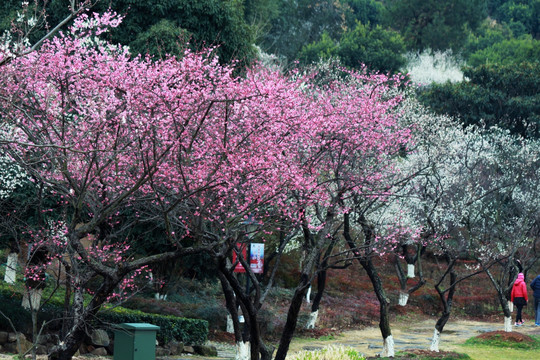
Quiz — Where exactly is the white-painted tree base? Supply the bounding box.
[227,314,234,333]
[508,300,513,313]
[430,329,440,352]
[235,341,250,360]
[306,285,311,303]
[407,264,415,278]
[154,293,167,300]
[4,252,17,284]
[21,288,43,310]
[398,292,409,306]
[504,316,512,332]
[381,335,395,357]
[306,310,318,329]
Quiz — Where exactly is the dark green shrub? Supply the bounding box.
[0,289,63,335]
[99,307,208,345]
[0,285,207,345]
[0,290,31,333]
[193,304,227,330]
[124,278,226,331]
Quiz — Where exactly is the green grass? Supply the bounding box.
[456,334,540,360]
[463,334,540,350]
[287,345,364,360]
[456,344,540,360]
[376,351,471,360]
[317,335,336,341]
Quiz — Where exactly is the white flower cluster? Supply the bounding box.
[0,1,36,60]
[404,49,464,86]
[382,95,540,258]
[0,155,30,199]
[255,45,286,73]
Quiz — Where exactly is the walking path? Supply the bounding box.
[286,319,540,358]
[194,319,540,359]
[10,320,533,359]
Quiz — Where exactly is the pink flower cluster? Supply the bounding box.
[0,11,415,291]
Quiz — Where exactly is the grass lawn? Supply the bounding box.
[456,331,540,360]
[456,345,540,360]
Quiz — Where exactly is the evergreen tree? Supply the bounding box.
[418,62,540,138]
[384,0,486,52]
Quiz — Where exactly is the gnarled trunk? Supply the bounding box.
[485,268,514,332]
[274,273,312,360]
[344,213,393,357]
[49,273,117,360]
[394,245,426,307]
[217,253,274,360]
[274,210,336,360]
[306,245,333,330]
[431,268,457,352]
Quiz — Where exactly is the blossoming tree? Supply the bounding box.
[271,63,414,359]
[392,95,540,348]
[0,8,421,360]
[0,11,296,359]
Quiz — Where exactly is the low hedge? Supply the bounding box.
[99,307,208,345]
[0,288,64,334]
[0,287,208,346]
[0,289,32,333]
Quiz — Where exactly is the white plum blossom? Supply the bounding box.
[404,50,464,86]
[0,155,31,199]
[381,94,540,259]
[383,94,540,340]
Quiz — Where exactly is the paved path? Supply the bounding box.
[1,320,536,359]
[168,320,540,359]
[286,319,540,358]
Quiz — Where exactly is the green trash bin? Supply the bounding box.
[113,323,160,360]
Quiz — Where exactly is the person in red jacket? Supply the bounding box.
[511,273,528,326]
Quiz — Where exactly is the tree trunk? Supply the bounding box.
[485,268,513,332]
[407,264,415,278]
[361,257,393,357]
[306,269,326,329]
[431,269,457,352]
[394,255,409,306]
[274,273,311,360]
[395,245,426,306]
[274,209,335,360]
[227,314,234,333]
[21,288,43,310]
[236,341,250,360]
[218,270,244,341]
[408,246,426,296]
[343,213,393,357]
[306,244,334,330]
[61,265,72,339]
[217,264,253,360]
[217,254,274,360]
[49,274,118,360]
[49,284,88,360]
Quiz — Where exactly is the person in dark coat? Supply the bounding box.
[511,273,528,326]
[531,274,540,326]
